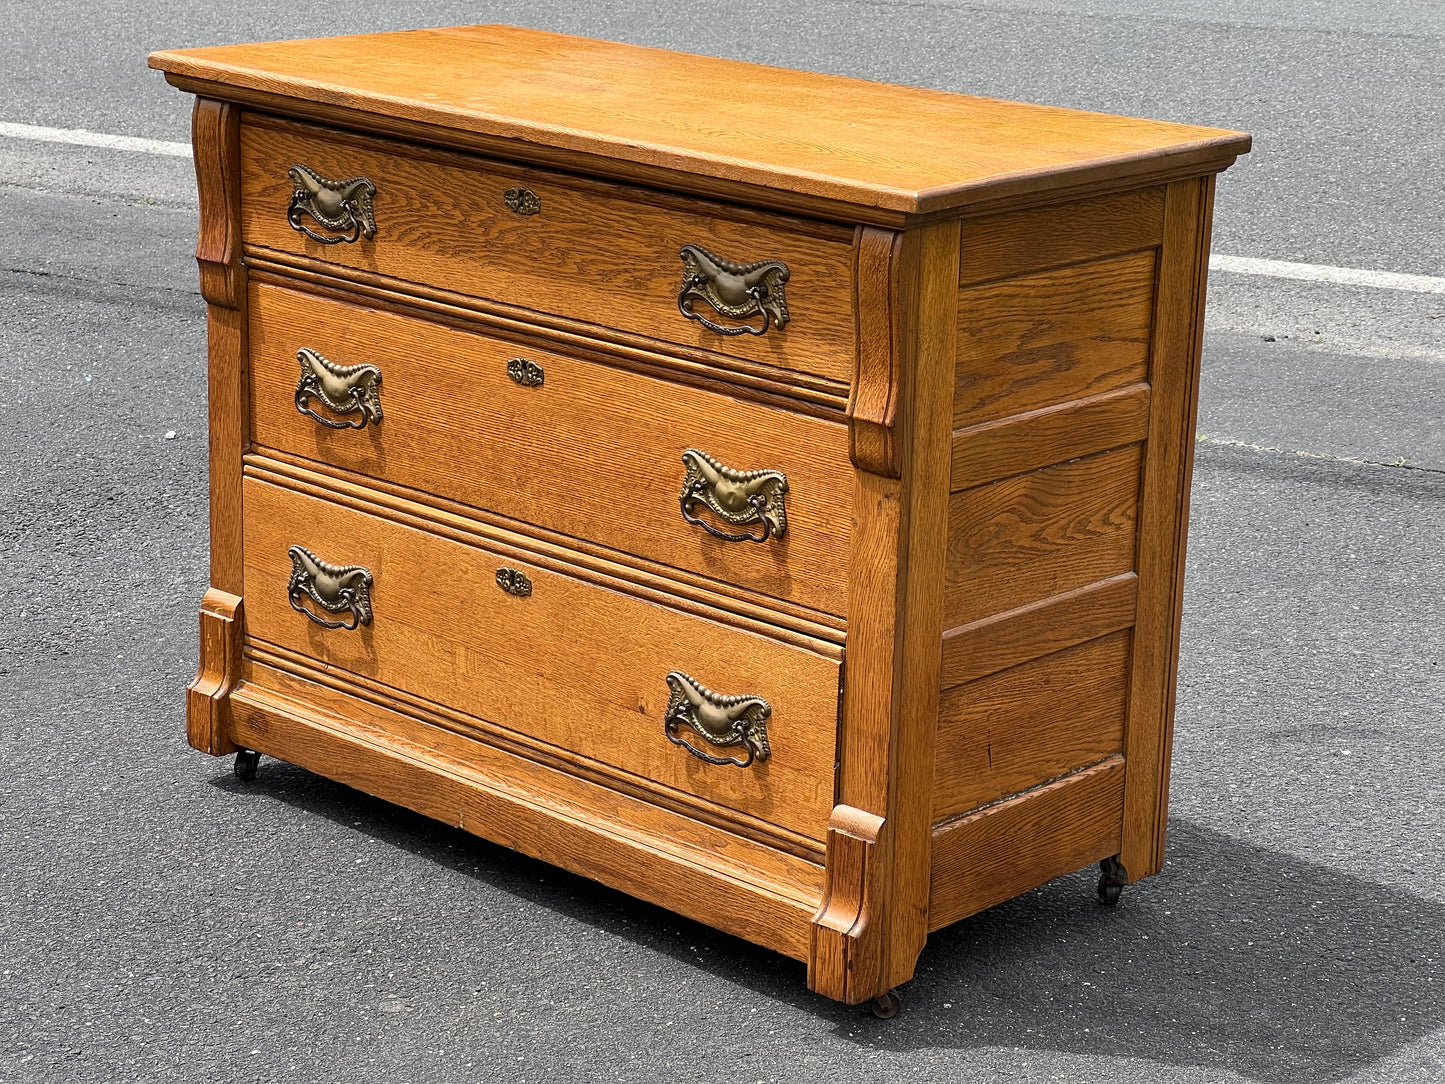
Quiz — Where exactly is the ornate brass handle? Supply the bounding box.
[678,245,790,337]
[287,545,373,630]
[295,348,383,429]
[679,449,788,543]
[664,671,771,767]
[287,164,377,245]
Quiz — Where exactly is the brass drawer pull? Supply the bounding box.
[496,567,533,596]
[287,545,374,630]
[679,449,788,543]
[295,348,383,429]
[506,357,545,387]
[664,671,771,767]
[677,245,790,337]
[504,186,540,215]
[287,164,377,244]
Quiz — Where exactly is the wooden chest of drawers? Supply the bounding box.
[150,25,1249,1013]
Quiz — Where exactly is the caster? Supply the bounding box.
[1097,854,1127,906]
[234,749,261,782]
[869,990,901,1019]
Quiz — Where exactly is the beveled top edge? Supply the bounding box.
[149,24,1251,215]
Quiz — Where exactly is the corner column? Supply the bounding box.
[185,97,250,755]
[810,218,959,1003]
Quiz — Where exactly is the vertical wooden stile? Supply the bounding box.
[811,219,958,1003]
[186,97,249,755]
[1120,176,1215,879]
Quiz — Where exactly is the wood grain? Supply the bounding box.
[810,218,958,1002]
[250,449,847,645]
[929,756,1125,930]
[245,257,850,413]
[954,250,1157,429]
[242,475,841,842]
[248,280,853,618]
[933,630,1130,820]
[239,117,858,384]
[192,98,249,597]
[950,383,1152,492]
[848,227,902,477]
[250,642,825,862]
[149,25,1250,217]
[944,444,1143,628]
[940,572,1138,690]
[230,677,820,960]
[1120,176,1214,881]
[186,588,242,755]
[958,187,1166,288]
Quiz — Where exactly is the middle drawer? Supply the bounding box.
[249,280,853,618]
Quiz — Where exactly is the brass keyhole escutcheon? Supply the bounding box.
[496,567,533,597]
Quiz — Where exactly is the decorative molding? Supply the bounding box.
[243,454,847,655]
[192,99,243,310]
[186,588,243,755]
[810,804,888,1003]
[847,227,904,478]
[243,257,850,417]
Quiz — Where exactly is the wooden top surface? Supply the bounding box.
[150,25,1250,216]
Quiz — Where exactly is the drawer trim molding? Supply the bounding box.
[245,254,851,414]
[246,450,848,644]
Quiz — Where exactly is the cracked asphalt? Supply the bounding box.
[2,3,1442,1082]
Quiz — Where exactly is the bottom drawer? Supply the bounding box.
[240,472,842,843]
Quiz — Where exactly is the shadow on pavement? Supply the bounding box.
[218,764,1443,1081]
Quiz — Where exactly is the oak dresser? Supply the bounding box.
[148,26,1249,1015]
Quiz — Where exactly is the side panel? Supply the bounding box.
[932,184,1180,925]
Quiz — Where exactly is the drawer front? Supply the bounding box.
[239,117,858,385]
[242,476,841,842]
[249,281,852,617]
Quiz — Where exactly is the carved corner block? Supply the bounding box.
[809,804,892,1003]
[186,588,244,755]
[191,97,245,311]
[846,227,904,479]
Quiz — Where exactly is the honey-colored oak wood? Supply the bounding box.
[933,630,1130,820]
[149,25,1249,219]
[243,472,842,842]
[249,279,853,618]
[249,643,825,862]
[929,756,1125,930]
[954,249,1157,430]
[160,27,1244,1009]
[950,383,1152,493]
[187,588,242,755]
[231,675,821,959]
[810,218,958,1004]
[943,444,1143,629]
[1120,176,1216,882]
[239,116,858,385]
[191,97,248,596]
[940,572,1139,690]
[957,187,1166,288]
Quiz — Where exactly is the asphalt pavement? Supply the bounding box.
[1,3,1442,1082]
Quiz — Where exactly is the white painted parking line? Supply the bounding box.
[1210,254,1445,294]
[4,119,1445,296]
[0,120,191,158]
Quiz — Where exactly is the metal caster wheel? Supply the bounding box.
[234,749,261,782]
[1097,854,1127,906]
[869,991,901,1019]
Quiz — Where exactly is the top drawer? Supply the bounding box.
[238,116,858,386]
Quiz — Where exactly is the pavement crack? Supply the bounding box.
[1196,434,1445,476]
